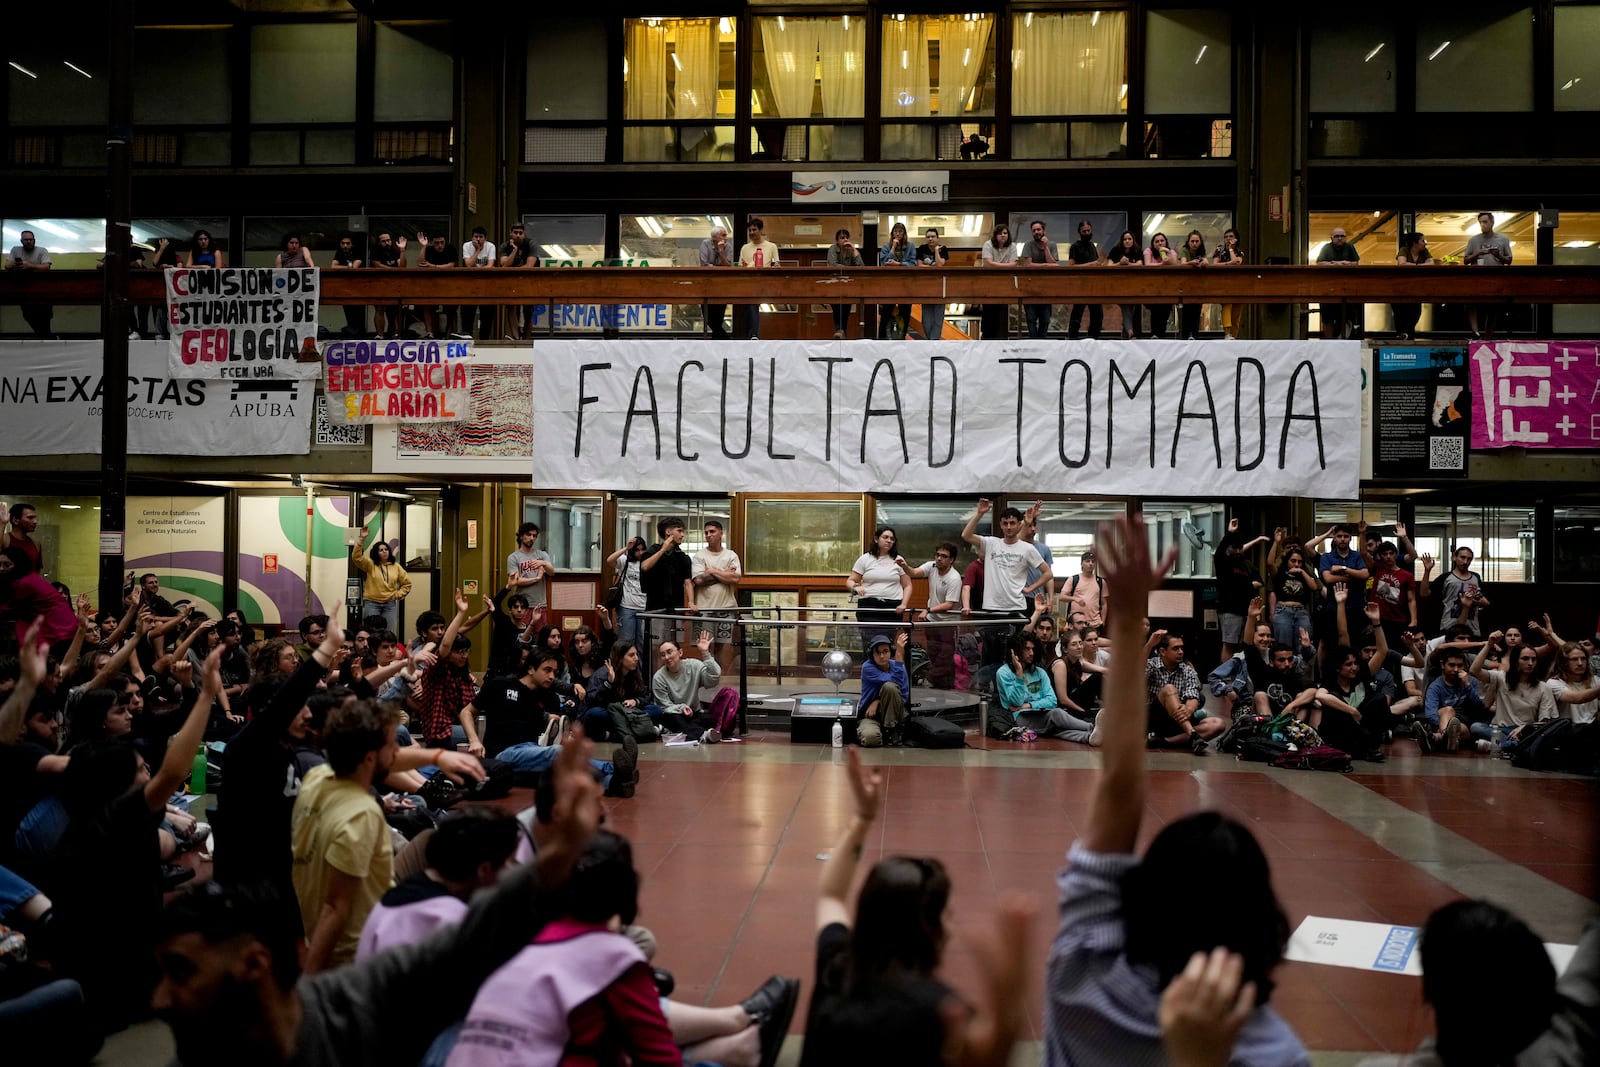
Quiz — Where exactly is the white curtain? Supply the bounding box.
[817,15,865,159]
[673,18,717,120]
[760,17,822,118]
[624,21,669,161]
[937,14,993,117]
[880,17,930,160]
[1011,11,1126,158]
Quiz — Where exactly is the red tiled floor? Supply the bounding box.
[596,747,1597,1054]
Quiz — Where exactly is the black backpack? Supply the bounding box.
[1510,718,1576,772]
[905,715,967,749]
[1237,736,1291,763]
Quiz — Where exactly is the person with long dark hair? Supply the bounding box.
[878,221,917,339]
[1391,231,1433,340]
[1143,232,1177,338]
[1046,510,1308,1065]
[1176,229,1210,339]
[979,222,1017,339]
[185,229,224,268]
[1106,229,1144,338]
[848,527,911,627]
[351,538,412,632]
[801,747,1035,1067]
[1469,631,1554,752]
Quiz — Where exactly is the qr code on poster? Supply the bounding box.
[1429,435,1465,471]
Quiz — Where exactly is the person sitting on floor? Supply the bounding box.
[1468,631,1555,753]
[1418,648,1489,754]
[1046,509,1309,1067]
[997,630,1095,744]
[856,633,910,748]
[1145,631,1227,754]
[651,632,737,745]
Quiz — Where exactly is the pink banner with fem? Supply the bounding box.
[1470,340,1600,450]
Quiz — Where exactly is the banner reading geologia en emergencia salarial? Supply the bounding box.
[323,338,472,424]
[165,267,323,380]
[1470,340,1600,449]
[531,339,1361,497]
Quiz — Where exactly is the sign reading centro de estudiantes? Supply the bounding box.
[532,338,1360,497]
[791,171,950,204]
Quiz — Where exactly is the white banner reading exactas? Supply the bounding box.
[165,267,323,379]
[1,341,312,455]
[531,339,1361,496]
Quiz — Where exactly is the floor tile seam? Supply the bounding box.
[698,758,824,1005]
[1271,771,1599,925]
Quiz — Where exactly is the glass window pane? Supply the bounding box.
[1554,505,1600,583]
[1413,210,1533,263]
[1554,6,1600,110]
[1144,9,1231,114]
[7,495,100,595]
[745,499,863,575]
[1033,500,1131,582]
[529,17,607,120]
[135,29,231,124]
[1416,8,1533,112]
[376,23,452,122]
[1553,212,1600,334]
[1309,17,1398,112]
[522,495,605,573]
[8,48,107,125]
[1410,504,1533,584]
[881,13,996,130]
[752,15,865,120]
[1011,10,1127,117]
[250,24,357,124]
[613,497,733,562]
[872,498,977,572]
[1142,501,1224,579]
[522,215,604,263]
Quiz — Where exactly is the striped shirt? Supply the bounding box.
[1044,842,1310,1067]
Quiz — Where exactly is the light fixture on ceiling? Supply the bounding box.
[1363,43,1384,63]
[1561,77,1581,90]
[27,219,82,241]
[1194,45,1207,65]
[1427,41,1451,61]
[9,61,37,79]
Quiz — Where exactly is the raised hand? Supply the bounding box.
[975,497,993,516]
[1159,948,1257,1067]
[481,596,494,617]
[545,725,602,864]
[1248,596,1266,617]
[845,745,880,822]
[1488,629,1505,646]
[1420,553,1435,574]
[1364,602,1381,626]
[1334,584,1348,604]
[1227,517,1240,533]
[697,630,713,653]
[322,601,347,650]
[17,619,46,686]
[1394,520,1408,539]
[453,588,469,615]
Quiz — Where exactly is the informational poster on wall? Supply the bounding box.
[1371,347,1469,479]
[234,494,357,627]
[371,350,535,475]
[324,339,471,424]
[165,267,323,379]
[527,257,671,333]
[531,339,1361,497]
[0,341,312,455]
[125,496,228,618]
[1470,340,1600,449]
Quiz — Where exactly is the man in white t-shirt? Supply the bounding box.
[960,498,1054,615]
[7,230,53,338]
[688,520,742,674]
[737,217,781,339]
[910,541,964,688]
[458,225,497,340]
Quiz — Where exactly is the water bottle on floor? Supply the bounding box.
[831,719,844,748]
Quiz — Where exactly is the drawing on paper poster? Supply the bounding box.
[397,366,533,457]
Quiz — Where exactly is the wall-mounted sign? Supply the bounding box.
[1470,340,1600,449]
[791,170,950,204]
[263,553,279,575]
[1372,347,1469,479]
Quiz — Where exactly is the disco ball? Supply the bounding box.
[821,648,852,690]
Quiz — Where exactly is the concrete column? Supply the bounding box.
[1235,15,1303,339]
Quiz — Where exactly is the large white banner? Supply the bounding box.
[165,267,323,379]
[532,339,1361,496]
[1,341,312,455]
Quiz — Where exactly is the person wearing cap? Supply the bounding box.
[1314,226,1362,339]
[857,632,910,748]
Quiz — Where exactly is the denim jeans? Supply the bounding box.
[367,598,400,631]
[496,743,615,790]
[921,303,945,339]
[1025,303,1052,338]
[1469,721,1516,749]
[1272,604,1312,649]
[616,604,645,650]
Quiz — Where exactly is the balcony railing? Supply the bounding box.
[3,265,1599,308]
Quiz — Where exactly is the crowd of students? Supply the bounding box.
[0,503,1596,1065]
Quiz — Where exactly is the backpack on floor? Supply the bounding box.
[904,714,966,749]
[707,687,741,736]
[1510,718,1576,771]
[1237,736,1291,763]
[1220,713,1269,754]
[1558,722,1600,776]
[1272,745,1353,773]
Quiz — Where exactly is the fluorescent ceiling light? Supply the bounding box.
[1427,41,1451,61]
[719,17,731,35]
[1363,43,1384,63]
[28,219,83,240]
[1308,242,1328,259]
[1194,45,1207,65]
[1561,77,1581,90]
[59,503,82,509]
[9,62,37,78]
[1562,241,1595,248]
[1091,11,1100,27]
[669,52,681,71]
[64,61,92,78]
[545,244,570,259]
[776,16,785,30]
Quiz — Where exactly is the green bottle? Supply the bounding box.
[189,745,207,796]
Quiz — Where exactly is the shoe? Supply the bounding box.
[740,975,801,1067]
[1475,739,1494,754]
[188,820,211,844]
[701,728,722,745]
[1088,718,1103,747]
[832,330,845,339]
[607,733,639,798]
[1362,748,1386,763]
[538,716,561,747]
[161,863,196,891]
[1445,719,1466,753]
[1411,720,1435,755]
[662,731,688,744]
[651,967,676,997]
[448,332,471,340]
[1190,733,1210,756]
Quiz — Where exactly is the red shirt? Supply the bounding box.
[536,918,682,1066]
[7,530,41,574]
[418,661,477,743]
[1370,564,1415,625]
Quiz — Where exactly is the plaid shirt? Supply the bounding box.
[418,661,477,742]
[1145,656,1200,707]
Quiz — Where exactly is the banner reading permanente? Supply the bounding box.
[531,339,1361,496]
[165,267,323,380]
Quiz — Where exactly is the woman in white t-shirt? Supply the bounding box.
[606,537,650,649]
[1547,642,1600,725]
[1470,634,1556,751]
[848,527,911,627]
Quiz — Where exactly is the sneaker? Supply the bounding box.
[1474,738,1495,754]
[607,733,639,798]
[1020,729,1038,743]
[832,330,845,339]
[1445,718,1466,753]
[538,716,561,747]
[448,332,471,340]
[1190,733,1210,756]
[700,728,722,745]
[1410,720,1435,755]
[1088,718,1104,747]
[740,975,802,1067]
[160,863,197,891]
